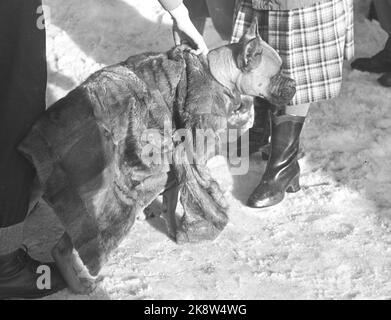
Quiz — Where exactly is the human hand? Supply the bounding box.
[168,4,208,55]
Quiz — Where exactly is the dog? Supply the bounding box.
[19,19,295,294]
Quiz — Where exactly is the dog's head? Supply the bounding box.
[208,18,296,109]
[234,18,296,106]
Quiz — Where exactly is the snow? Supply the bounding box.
[24,0,391,299]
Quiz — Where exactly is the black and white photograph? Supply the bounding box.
[1,0,391,302]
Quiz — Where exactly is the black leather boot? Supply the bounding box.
[248,97,271,155]
[351,39,391,73]
[247,114,305,208]
[0,247,66,299]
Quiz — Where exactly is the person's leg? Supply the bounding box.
[0,0,47,255]
[0,2,25,256]
[0,0,65,299]
[351,0,391,73]
[247,104,309,208]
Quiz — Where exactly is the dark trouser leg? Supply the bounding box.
[0,1,66,299]
[0,0,47,254]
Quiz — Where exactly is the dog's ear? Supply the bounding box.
[237,18,264,72]
[239,16,261,43]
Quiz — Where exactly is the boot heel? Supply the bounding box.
[286,175,300,193]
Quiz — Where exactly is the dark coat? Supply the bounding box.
[0,0,46,227]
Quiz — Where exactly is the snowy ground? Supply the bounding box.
[24,0,391,299]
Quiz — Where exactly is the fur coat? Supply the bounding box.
[19,47,245,274]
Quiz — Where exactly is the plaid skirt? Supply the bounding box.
[231,0,354,105]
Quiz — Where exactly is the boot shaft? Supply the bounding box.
[247,113,305,208]
[267,114,305,172]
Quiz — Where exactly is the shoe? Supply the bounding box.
[378,72,391,87]
[351,49,391,73]
[0,247,66,299]
[247,114,305,208]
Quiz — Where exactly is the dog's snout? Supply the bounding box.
[280,77,296,101]
[269,74,296,103]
